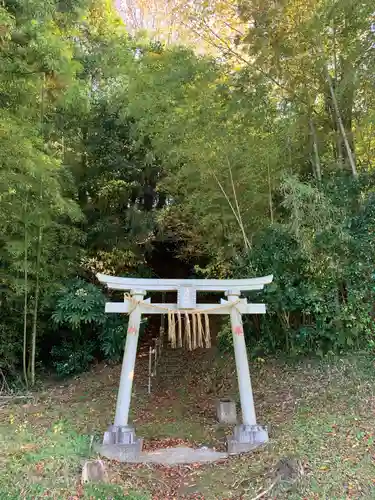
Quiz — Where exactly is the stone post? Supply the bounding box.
[100,290,145,458]
[226,290,269,454]
[114,289,145,427]
[227,290,257,425]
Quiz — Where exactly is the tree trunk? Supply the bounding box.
[30,72,45,385]
[323,61,357,178]
[23,212,29,388]
[309,117,322,182]
[30,223,42,386]
[267,158,274,222]
[77,128,89,207]
[338,56,356,166]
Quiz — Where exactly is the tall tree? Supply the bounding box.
[236,0,375,175]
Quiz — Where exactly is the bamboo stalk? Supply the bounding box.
[30,222,42,386]
[227,159,251,250]
[267,158,274,222]
[23,204,28,389]
[30,72,45,386]
[319,46,357,178]
[309,117,322,182]
[211,169,251,251]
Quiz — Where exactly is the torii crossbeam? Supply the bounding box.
[96,273,273,459]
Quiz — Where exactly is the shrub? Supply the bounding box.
[51,341,96,377]
[50,278,149,375]
[51,279,106,331]
[227,176,375,356]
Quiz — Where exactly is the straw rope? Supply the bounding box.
[123,293,242,351]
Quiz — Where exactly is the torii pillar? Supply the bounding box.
[96,274,273,459]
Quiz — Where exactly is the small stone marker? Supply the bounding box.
[216,398,237,424]
[81,459,107,484]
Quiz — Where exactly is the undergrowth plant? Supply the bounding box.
[217,174,375,357]
[50,279,130,376]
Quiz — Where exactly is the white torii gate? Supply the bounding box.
[97,273,273,457]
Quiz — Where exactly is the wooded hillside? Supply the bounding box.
[1,0,375,384]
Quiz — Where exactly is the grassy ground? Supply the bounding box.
[1,349,375,499]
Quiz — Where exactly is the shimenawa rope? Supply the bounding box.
[123,293,242,351]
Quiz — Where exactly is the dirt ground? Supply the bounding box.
[1,348,375,499]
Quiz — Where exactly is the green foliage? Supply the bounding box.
[0,420,91,497]
[122,46,281,258]
[2,0,375,377]
[216,320,233,353]
[99,316,149,363]
[49,279,148,373]
[51,340,96,377]
[83,484,147,499]
[50,279,129,374]
[98,315,128,363]
[52,279,106,330]
[226,174,375,356]
[0,322,22,374]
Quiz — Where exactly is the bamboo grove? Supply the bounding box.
[1,0,375,382]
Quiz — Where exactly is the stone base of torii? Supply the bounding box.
[95,274,273,461]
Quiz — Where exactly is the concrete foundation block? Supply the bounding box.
[94,444,227,464]
[227,424,268,455]
[103,424,137,445]
[117,425,137,444]
[96,440,144,461]
[103,424,117,445]
[216,398,237,425]
[100,424,143,461]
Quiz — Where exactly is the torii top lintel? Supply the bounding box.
[97,273,273,293]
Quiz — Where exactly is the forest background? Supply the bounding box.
[1,0,375,386]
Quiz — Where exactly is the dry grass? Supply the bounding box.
[1,351,375,498]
